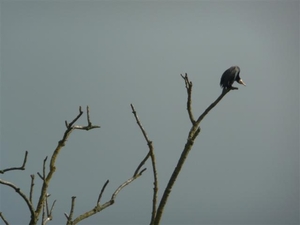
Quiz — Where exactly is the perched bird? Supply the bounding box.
[220,66,246,90]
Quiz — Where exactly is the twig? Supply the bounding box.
[133,152,150,177]
[195,88,231,125]
[130,104,158,224]
[64,212,69,220]
[63,106,149,224]
[0,151,28,174]
[86,106,92,126]
[49,200,56,214]
[130,104,152,176]
[0,212,9,225]
[97,180,109,204]
[69,167,147,224]
[42,157,47,179]
[67,196,76,222]
[43,198,56,225]
[32,106,100,225]
[49,200,56,216]
[111,168,146,200]
[73,106,100,130]
[0,179,35,220]
[30,174,35,203]
[73,124,101,131]
[45,193,50,216]
[68,106,83,128]
[37,156,48,181]
[153,74,233,225]
[181,73,195,124]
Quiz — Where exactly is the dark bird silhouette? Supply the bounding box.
[220,66,246,90]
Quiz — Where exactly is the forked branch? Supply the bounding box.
[67,169,146,225]
[31,106,100,225]
[0,179,35,220]
[130,104,158,224]
[0,151,28,174]
[153,74,233,225]
[42,194,56,225]
[181,73,195,124]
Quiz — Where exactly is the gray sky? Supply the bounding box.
[0,1,299,224]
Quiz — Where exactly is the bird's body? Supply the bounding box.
[220,66,246,90]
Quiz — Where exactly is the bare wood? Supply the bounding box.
[0,151,28,174]
[73,106,100,130]
[195,88,231,125]
[64,212,69,220]
[45,194,50,217]
[37,156,48,181]
[42,201,45,225]
[30,174,35,203]
[42,198,56,225]
[70,169,146,225]
[130,104,158,224]
[153,75,232,225]
[67,196,76,223]
[49,200,56,216]
[134,152,151,177]
[111,168,146,200]
[0,212,9,225]
[0,179,35,220]
[42,157,48,179]
[181,73,195,124]
[31,106,100,225]
[97,180,109,204]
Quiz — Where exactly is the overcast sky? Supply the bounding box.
[0,1,299,225]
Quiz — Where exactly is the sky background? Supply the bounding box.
[0,1,299,225]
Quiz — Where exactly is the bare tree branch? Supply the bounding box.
[97,180,109,204]
[0,179,35,221]
[42,157,47,179]
[37,156,48,181]
[64,213,69,220]
[38,156,49,224]
[43,195,56,225]
[0,212,9,225]
[45,194,50,217]
[31,106,100,225]
[195,88,231,125]
[111,168,146,200]
[37,172,43,180]
[134,152,151,177]
[130,104,158,224]
[153,74,233,225]
[86,106,92,126]
[69,164,147,224]
[42,200,45,225]
[66,196,76,223]
[49,200,56,218]
[0,151,28,174]
[73,106,100,130]
[181,73,196,124]
[29,175,35,203]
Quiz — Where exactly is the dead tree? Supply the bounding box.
[0,74,236,225]
[0,106,147,224]
[130,74,236,225]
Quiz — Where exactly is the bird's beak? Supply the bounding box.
[238,79,246,86]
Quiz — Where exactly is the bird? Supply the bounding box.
[220,66,246,90]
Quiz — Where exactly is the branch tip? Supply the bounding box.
[97,180,110,204]
[139,168,147,175]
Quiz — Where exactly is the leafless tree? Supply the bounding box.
[0,74,236,224]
